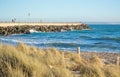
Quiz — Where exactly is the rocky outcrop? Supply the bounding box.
[0,24,89,36]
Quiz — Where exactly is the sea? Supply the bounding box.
[0,24,120,53]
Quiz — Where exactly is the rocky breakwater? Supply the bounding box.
[0,23,89,36]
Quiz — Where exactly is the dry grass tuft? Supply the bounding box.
[103,66,120,77]
[0,43,73,77]
[89,55,104,67]
[78,63,105,77]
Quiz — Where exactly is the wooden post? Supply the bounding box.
[77,47,80,58]
[77,47,80,55]
[116,56,120,66]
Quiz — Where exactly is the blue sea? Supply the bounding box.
[0,24,120,53]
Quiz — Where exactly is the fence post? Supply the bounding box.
[77,47,80,58]
[116,56,120,66]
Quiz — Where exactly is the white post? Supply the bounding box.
[77,47,80,55]
[77,47,81,58]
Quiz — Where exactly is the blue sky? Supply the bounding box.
[0,0,120,22]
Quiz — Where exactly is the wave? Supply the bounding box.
[80,44,119,51]
[82,28,92,30]
[60,29,67,32]
[91,37,120,42]
[1,37,120,53]
[79,36,92,39]
[0,38,19,43]
[46,43,80,48]
[104,37,120,42]
[102,37,120,41]
[29,29,39,33]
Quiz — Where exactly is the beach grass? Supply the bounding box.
[0,43,119,77]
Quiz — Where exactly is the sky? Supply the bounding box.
[0,0,120,22]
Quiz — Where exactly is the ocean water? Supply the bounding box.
[0,24,120,53]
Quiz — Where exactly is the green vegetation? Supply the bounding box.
[0,43,119,77]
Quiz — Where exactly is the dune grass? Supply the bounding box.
[0,43,119,77]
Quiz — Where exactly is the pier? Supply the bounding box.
[0,22,89,36]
